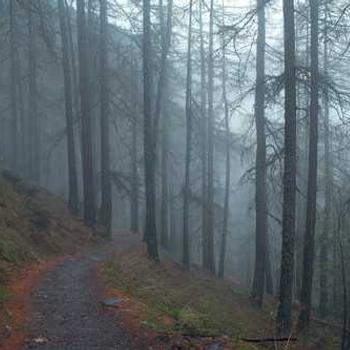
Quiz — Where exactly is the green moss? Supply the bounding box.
[0,285,9,305]
[0,174,91,269]
[103,252,273,346]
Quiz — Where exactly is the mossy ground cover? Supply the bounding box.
[103,246,341,349]
[0,172,90,266]
[103,247,274,349]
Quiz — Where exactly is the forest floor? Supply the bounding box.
[0,172,342,350]
[0,231,342,350]
[103,243,342,350]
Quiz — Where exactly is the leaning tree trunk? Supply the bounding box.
[143,0,159,260]
[58,0,79,214]
[298,0,319,331]
[182,0,193,269]
[276,0,297,336]
[76,0,96,225]
[98,0,112,236]
[251,0,267,307]
[204,0,216,274]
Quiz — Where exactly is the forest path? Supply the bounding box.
[24,233,136,350]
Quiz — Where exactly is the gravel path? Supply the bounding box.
[24,244,132,350]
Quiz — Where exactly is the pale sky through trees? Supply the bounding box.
[1,0,350,347]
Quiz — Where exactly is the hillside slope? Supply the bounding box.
[103,246,340,350]
[0,171,91,294]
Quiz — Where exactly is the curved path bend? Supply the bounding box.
[25,237,133,350]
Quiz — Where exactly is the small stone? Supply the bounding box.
[33,336,49,344]
[0,325,12,339]
[205,342,221,350]
[100,297,121,307]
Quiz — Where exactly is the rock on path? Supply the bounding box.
[24,247,131,350]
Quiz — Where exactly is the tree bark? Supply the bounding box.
[65,0,80,125]
[160,104,169,246]
[298,0,319,331]
[339,233,348,350]
[77,0,96,225]
[182,0,193,269]
[276,0,297,335]
[58,0,79,215]
[265,242,274,295]
[9,0,18,173]
[143,0,159,260]
[251,0,267,307]
[130,59,139,234]
[98,0,112,236]
[158,0,173,248]
[204,0,216,274]
[218,20,230,279]
[87,0,99,201]
[15,46,25,176]
[28,0,41,183]
[199,0,208,269]
[319,1,330,317]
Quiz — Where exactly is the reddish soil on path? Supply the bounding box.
[0,234,135,350]
[0,256,66,350]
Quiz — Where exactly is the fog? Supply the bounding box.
[0,0,350,346]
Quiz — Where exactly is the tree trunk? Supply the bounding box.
[199,0,208,269]
[28,0,40,183]
[143,0,159,260]
[265,242,274,295]
[160,105,169,246]
[251,0,267,307]
[295,13,309,301]
[339,233,349,350]
[65,0,80,125]
[204,0,216,274]
[276,0,297,335]
[9,0,18,173]
[218,21,230,279]
[158,0,173,248]
[130,59,139,234]
[58,0,79,214]
[98,0,112,236]
[182,0,193,269]
[15,46,25,176]
[77,0,96,225]
[87,0,99,202]
[319,1,330,317]
[298,0,319,331]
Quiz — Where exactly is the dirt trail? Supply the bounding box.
[24,234,135,350]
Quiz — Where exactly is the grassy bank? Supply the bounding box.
[103,246,341,349]
[103,247,275,349]
[0,171,90,268]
